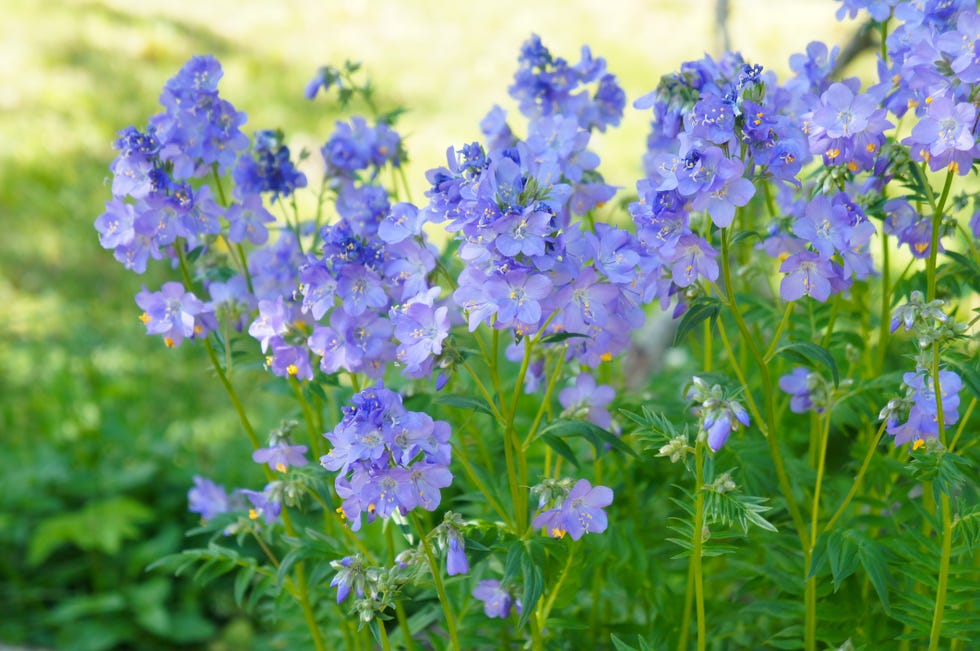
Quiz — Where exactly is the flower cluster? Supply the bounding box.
[532,478,613,540]
[422,36,650,371]
[882,368,963,447]
[686,376,750,451]
[320,385,453,531]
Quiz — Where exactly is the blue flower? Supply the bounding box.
[473,580,520,619]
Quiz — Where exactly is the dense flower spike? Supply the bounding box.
[321,385,453,531]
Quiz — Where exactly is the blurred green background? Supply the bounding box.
[0,1,848,648]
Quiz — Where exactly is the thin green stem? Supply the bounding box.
[291,378,323,459]
[949,396,976,452]
[524,351,565,448]
[451,440,512,524]
[460,360,505,424]
[378,620,393,651]
[412,513,460,651]
[507,340,535,535]
[691,440,707,651]
[924,168,955,302]
[677,555,695,651]
[719,228,809,550]
[537,545,576,627]
[805,410,833,651]
[876,229,891,375]
[763,302,795,361]
[824,420,888,533]
[928,493,953,651]
[386,524,417,651]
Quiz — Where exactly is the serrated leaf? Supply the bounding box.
[776,341,840,387]
[674,297,721,345]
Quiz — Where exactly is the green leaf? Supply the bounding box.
[610,634,639,651]
[674,297,721,345]
[947,358,980,402]
[538,331,589,344]
[433,393,494,416]
[540,433,580,468]
[943,250,980,292]
[826,530,859,590]
[28,496,153,565]
[730,230,764,246]
[536,418,636,458]
[518,551,544,630]
[234,561,257,607]
[856,537,891,613]
[775,341,840,387]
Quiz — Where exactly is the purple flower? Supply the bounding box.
[532,479,613,540]
[559,373,615,429]
[886,369,963,446]
[136,282,213,347]
[445,529,469,576]
[248,296,291,353]
[240,485,282,525]
[253,443,309,472]
[687,376,751,451]
[393,290,450,377]
[689,157,755,228]
[188,476,231,521]
[488,271,553,335]
[666,234,719,288]
[779,367,821,413]
[329,555,366,603]
[233,129,307,202]
[903,95,978,175]
[320,385,453,529]
[779,251,838,302]
[226,193,275,245]
[473,580,520,619]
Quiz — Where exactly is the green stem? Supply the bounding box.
[451,440,511,524]
[805,410,832,651]
[824,420,888,533]
[507,341,535,535]
[386,524,417,651]
[948,396,976,452]
[537,546,577,627]
[691,440,707,651]
[923,168,955,302]
[412,513,460,650]
[929,493,953,651]
[523,351,565,448]
[378,620,393,651]
[460,360,505,424]
[763,302,795,361]
[876,229,891,375]
[291,378,324,459]
[719,228,809,550]
[677,554,695,651]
